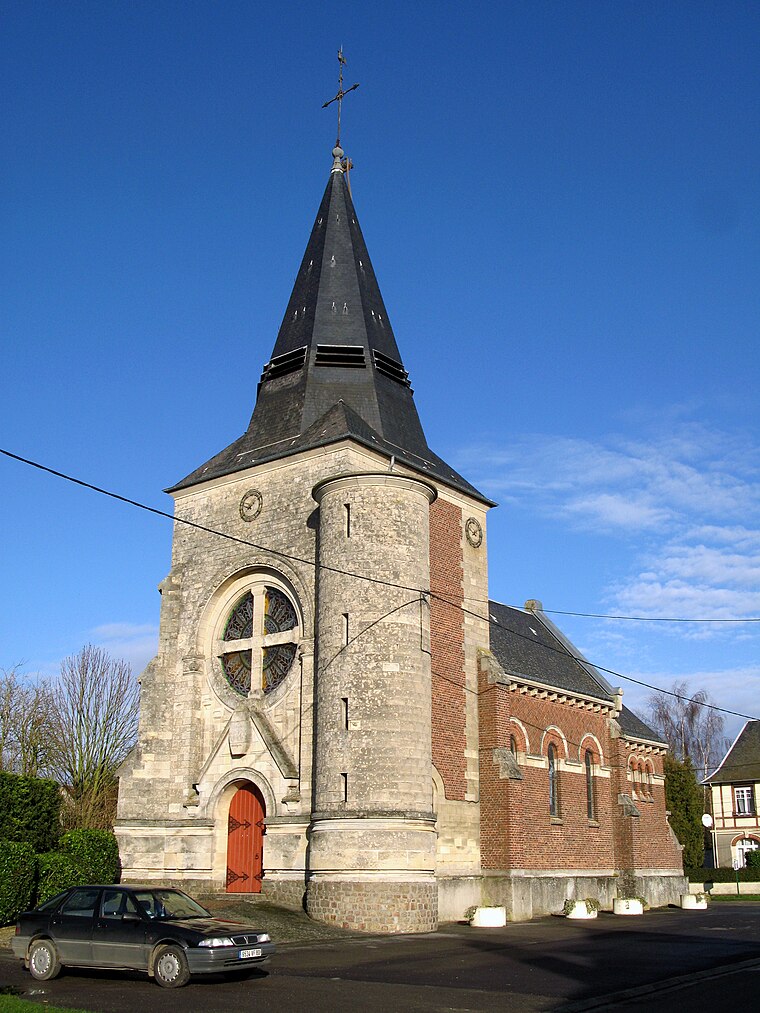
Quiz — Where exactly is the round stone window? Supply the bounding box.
[219,585,299,696]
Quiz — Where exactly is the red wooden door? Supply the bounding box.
[226,784,265,893]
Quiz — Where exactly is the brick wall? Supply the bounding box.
[429,498,467,800]
[612,740,683,871]
[479,680,618,871]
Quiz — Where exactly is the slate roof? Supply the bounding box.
[169,158,489,503]
[705,720,760,784]
[487,600,665,744]
[617,706,668,745]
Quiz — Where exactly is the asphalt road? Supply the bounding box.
[2,904,759,1012]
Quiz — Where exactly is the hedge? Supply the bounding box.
[746,850,760,870]
[686,866,760,883]
[0,772,61,853]
[0,840,36,925]
[35,851,90,905]
[59,829,120,884]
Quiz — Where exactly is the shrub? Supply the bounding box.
[686,865,760,883]
[0,772,61,853]
[746,850,760,870]
[60,829,120,884]
[0,840,36,925]
[663,755,704,868]
[36,852,88,905]
[563,898,600,916]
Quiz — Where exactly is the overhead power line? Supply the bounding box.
[2,445,759,727]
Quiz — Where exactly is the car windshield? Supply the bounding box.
[132,889,211,920]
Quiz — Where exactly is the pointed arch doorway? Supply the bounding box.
[226,783,265,893]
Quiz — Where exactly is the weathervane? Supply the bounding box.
[322,47,359,148]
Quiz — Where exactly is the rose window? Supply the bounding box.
[219,586,298,696]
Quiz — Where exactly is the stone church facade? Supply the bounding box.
[116,145,685,931]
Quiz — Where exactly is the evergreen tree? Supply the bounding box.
[664,754,704,868]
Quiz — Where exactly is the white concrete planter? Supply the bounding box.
[613,898,643,916]
[565,901,598,919]
[681,894,707,910]
[470,906,507,927]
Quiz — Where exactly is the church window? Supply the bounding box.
[510,735,517,756]
[219,585,298,696]
[548,744,559,817]
[585,750,595,820]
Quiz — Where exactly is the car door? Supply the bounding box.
[91,889,149,968]
[49,887,100,964]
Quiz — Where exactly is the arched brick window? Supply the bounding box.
[585,749,595,820]
[548,743,559,817]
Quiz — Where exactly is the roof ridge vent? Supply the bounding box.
[315,344,366,368]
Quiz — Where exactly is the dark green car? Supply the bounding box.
[12,885,275,988]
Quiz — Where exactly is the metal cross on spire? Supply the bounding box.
[322,47,359,148]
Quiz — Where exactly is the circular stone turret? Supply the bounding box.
[307,472,438,933]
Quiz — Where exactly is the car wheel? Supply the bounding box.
[28,939,61,981]
[153,944,191,988]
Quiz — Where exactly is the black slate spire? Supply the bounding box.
[170,151,489,503]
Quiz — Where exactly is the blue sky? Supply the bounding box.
[2,1,758,739]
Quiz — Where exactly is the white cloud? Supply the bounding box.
[88,622,159,676]
[619,665,760,743]
[564,492,670,530]
[459,418,760,637]
[460,420,760,535]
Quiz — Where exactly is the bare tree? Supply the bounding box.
[46,646,139,829]
[647,680,727,780]
[0,666,51,776]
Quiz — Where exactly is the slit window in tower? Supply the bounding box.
[341,697,349,729]
[342,613,349,647]
[344,503,351,538]
[340,773,348,802]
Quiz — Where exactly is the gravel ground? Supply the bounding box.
[0,895,362,953]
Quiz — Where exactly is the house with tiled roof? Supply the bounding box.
[704,721,760,869]
[116,126,685,929]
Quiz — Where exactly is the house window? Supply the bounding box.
[585,749,595,820]
[219,584,299,696]
[548,744,559,817]
[735,786,756,816]
[735,837,759,868]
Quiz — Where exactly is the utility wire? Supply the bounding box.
[4,445,758,625]
[3,446,759,726]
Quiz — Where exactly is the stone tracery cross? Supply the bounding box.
[322,47,359,147]
[218,587,298,696]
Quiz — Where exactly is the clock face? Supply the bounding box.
[239,489,263,522]
[465,517,483,548]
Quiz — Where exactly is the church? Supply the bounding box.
[116,132,685,931]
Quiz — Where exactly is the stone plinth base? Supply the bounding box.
[306,877,437,933]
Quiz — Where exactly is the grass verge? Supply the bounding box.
[709,894,760,902]
[0,995,90,1013]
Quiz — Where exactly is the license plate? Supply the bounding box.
[238,947,262,959]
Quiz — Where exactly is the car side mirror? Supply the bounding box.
[122,912,141,922]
